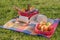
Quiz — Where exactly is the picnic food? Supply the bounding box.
[38,21,52,32]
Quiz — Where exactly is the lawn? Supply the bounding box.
[0,0,60,40]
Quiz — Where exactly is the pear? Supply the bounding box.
[46,22,51,27]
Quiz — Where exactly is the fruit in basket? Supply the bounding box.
[40,21,46,25]
[38,21,52,32]
[46,22,51,27]
[44,22,52,31]
[48,26,53,31]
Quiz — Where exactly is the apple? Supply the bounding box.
[48,26,53,31]
[43,25,48,31]
[37,24,41,30]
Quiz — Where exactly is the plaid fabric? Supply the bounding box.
[3,18,60,38]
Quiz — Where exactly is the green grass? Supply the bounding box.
[0,0,60,40]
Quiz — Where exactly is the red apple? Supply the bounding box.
[48,26,53,31]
